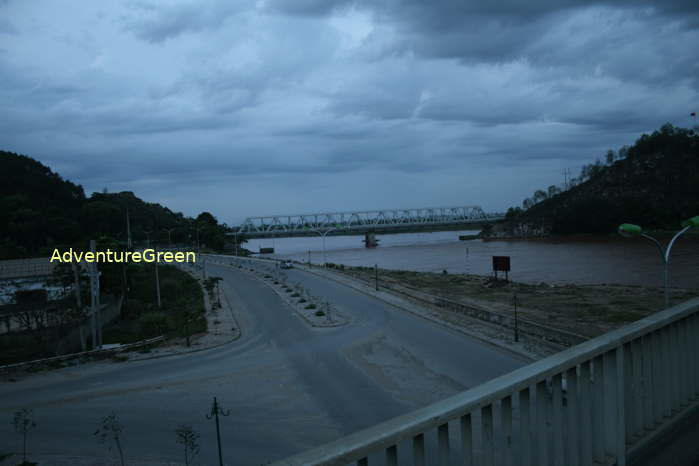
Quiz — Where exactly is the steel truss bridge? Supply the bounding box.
[233,206,505,238]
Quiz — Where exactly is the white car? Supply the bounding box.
[280,260,294,269]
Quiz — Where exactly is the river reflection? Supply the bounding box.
[245,230,699,289]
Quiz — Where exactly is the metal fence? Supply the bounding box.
[271,296,699,466]
[0,257,54,279]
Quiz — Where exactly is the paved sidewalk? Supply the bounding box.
[300,265,548,360]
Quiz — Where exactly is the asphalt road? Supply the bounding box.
[0,263,526,465]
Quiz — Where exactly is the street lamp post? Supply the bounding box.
[164,228,175,249]
[316,227,336,267]
[206,397,230,466]
[618,216,699,308]
[195,227,204,252]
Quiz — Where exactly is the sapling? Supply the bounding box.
[175,424,200,466]
[94,412,125,466]
[13,408,36,465]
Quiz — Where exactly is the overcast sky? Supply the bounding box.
[1,0,697,225]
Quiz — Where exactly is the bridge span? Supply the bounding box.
[232,205,505,239]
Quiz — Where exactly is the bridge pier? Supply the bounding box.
[363,232,378,248]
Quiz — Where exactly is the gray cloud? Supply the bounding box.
[121,0,248,43]
[0,0,697,223]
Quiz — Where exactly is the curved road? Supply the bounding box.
[0,263,526,465]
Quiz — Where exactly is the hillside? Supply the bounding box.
[0,151,228,259]
[508,124,699,235]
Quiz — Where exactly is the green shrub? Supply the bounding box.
[305,304,316,309]
[314,310,325,316]
[124,299,145,319]
[138,311,169,338]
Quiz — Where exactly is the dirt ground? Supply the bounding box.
[336,266,699,339]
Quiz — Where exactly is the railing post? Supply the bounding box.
[627,341,641,442]
[386,445,397,466]
[535,381,550,465]
[501,396,514,466]
[670,322,681,411]
[592,355,605,463]
[480,405,495,466]
[692,315,699,400]
[566,366,580,466]
[413,433,425,466]
[552,373,565,465]
[615,346,627,466]
[461,414,473,466]
[579,361,593,466]
[518,388,532,466]
[641,333,654,432]
[438,423,450,466]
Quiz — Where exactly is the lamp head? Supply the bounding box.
[618,223,642,238]
[681,216,699,229]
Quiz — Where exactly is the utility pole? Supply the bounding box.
[126,208,132,250]
[563,168,571,190]
[308,250,311,268]
[154,246,161,308]
[89,240,102,349]
[165,228,175,249]
[206,397,230,466]
[374,264,378,291]
[71,261,86,351]
[513,293,519,343]
[465,247,469,275]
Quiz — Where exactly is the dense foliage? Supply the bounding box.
[508,124,699,234]
[0,150,230,258]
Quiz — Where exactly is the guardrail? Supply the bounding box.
[0,336,164,371]
[271,296,699,466]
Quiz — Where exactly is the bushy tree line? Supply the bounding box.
[507,124,699,234]
[0,151,234,259]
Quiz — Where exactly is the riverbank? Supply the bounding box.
[332,265,699,339]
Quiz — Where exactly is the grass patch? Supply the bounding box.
[337,265,699,338]
[104,263,207,345]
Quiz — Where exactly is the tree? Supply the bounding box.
[204,277,223,308]
[522,198,533,210]
[532,189,548,204]
[175,424,200,466]
[505,207,522,220]
[172,300,203,347]
[13,408,37,465]
[547,185,560,198]
[606,149,615,165]
[94,412,125,466]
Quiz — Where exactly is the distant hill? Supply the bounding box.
[0,151,228,259]
[506,123,699,235]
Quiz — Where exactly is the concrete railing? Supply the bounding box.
[271,297,699,466]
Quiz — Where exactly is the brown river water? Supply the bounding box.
[246,230,699,289]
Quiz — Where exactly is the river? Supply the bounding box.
[245,230,699,289]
